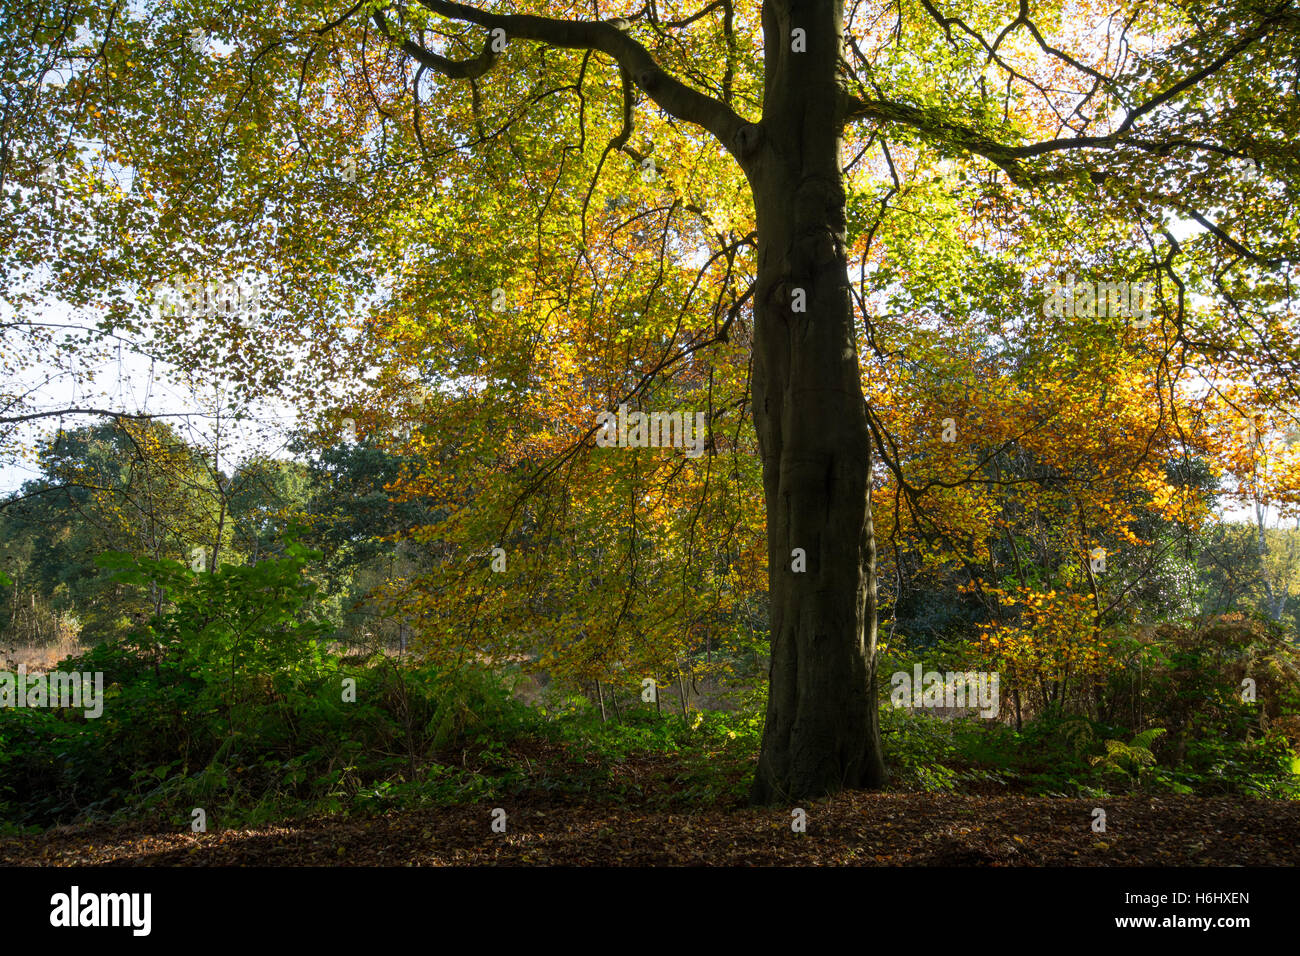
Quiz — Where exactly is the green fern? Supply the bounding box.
[1091,728,1166,778]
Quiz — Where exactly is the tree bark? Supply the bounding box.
[747,0,887,803]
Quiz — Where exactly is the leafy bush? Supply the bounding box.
[0,538,540,827]
[878,616,1300,799]
[1091,728,1166,780]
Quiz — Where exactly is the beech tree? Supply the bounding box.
[3,0,1297,801]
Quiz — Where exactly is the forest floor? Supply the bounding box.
[4,789,1298,866]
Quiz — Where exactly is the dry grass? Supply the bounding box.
[2,633,87,673]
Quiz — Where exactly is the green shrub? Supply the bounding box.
[0,537,541,827]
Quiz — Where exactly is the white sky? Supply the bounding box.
[0,299,300,495]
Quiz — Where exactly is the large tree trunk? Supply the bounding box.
[747,0,887,803]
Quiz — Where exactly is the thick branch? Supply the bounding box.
[0,408,193,426]
[379,0,752,159]
[373,9,498,79]
[843,2,1291,173]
